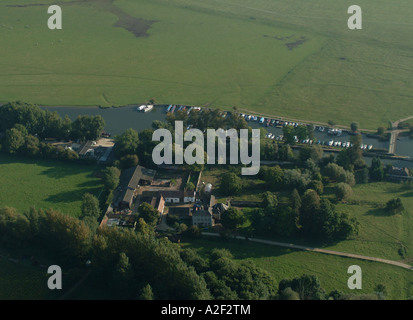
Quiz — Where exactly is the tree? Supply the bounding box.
[299,146,312,163]
[385,198,404,215]
[138,283,155,300]
[374,284,387,300]
[80,193,101,232]
[310,145,324,162]
[335,183,353,201]
[4,127,26,154]
[185,181,196,191]
[80,193,100,219]
[290,189,302,215]
[290,274,326,300]
[298,189,320,234]
[279,287,300,300]
[71,115,105,141]
[308,180,324,195]
[0,207,31,248]
[264,166,284,190]
[355,167,369,184]
[262,191,278,209]
[350,122,359,133]
[137,202,159,226]
[221,207,246,233]
[369,157,384,182]
[282,125,296,144]
[120,154,139,169]
[220,172,243,195]
[111,252,136,298]
[102,167,120,191]
[348,134,363,164]
[115,128,140,156]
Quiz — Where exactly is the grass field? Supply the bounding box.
[0,154,103,217]
[182,236,413,300]
[326,182,413,263]
[1,0,412,129]
[201,167,413,264]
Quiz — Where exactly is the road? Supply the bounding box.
[388,116,413,154]
[202,232,413,271]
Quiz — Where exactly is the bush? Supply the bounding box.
[336,183,353,201]
[385,198,404,215]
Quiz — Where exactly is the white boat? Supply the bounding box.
[137,104,154,112]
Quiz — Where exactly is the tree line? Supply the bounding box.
[0,101,105,162]
[0,206,387,300]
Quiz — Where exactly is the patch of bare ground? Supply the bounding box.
[6,0,155,37]
[285,36,308,50]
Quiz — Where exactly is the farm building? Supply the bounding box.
[113,165,157,209]
[160,190,196,204]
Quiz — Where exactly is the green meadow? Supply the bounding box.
[326,182,413,263]
[183,237,413,300]
[1,0,412,129]
[0,154,103,217]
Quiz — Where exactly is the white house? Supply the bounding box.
[160,191,196,204]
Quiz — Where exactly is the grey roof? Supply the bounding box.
[115,166,156,208]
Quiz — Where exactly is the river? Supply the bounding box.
[41,105,413,168]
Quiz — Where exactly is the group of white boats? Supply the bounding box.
[264,132,373,150]
[165,105,201,114]
[141,106,374,150]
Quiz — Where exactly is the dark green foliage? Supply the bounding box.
[385,198,404,215]
[91,227,212,300]
[120,154,139,169]
[137,284,155,300]
[114,128,140,156]
[137,202,160,227]
[350,122,359,133]
[279,274,326,300]
[208,249,277,300]
[355,167,369,184]
[221,207,247,233]
[70,115,105,141]
[262,166,284,190]
[335,182,353,201]
[102,166,120,191]
[370,157,384,182]
[220,172,243,195]
[0,207,91,265]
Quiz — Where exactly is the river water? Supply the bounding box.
[41,105,413,168]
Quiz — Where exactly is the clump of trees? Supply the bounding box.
[0,102,105,162]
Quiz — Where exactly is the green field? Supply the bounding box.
[183,237,413,300]
[1,0,412,129]
[326,182,413,263]
[0,154,103,217]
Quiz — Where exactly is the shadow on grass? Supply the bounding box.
[365,207,393,217]
[44,187,102,205]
